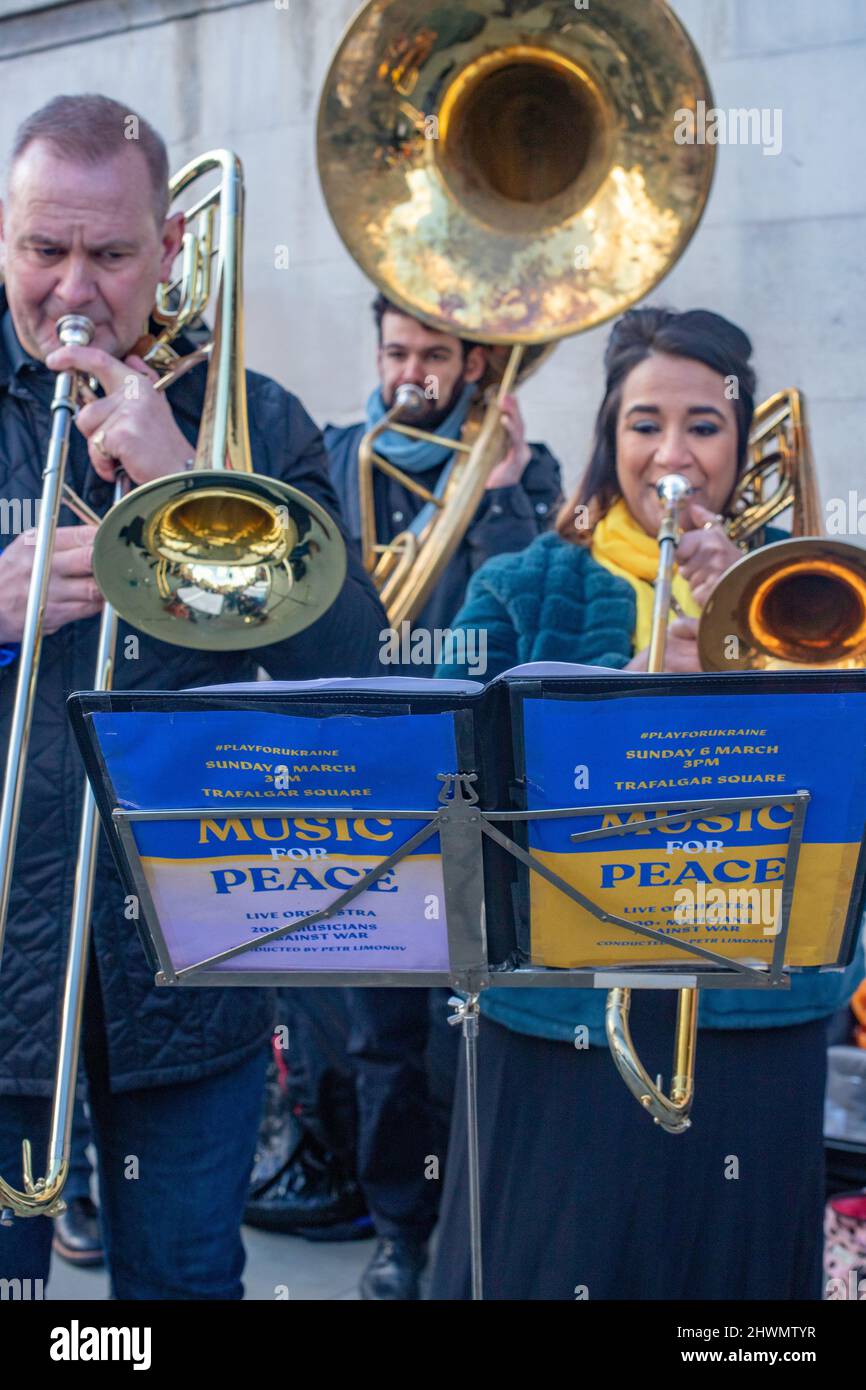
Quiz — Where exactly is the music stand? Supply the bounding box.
[70,671,866,1300]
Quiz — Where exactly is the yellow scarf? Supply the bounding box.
[591,498,700,651]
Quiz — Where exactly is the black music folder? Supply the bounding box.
[69,669,866,988]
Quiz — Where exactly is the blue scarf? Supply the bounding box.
[364,382,476,475]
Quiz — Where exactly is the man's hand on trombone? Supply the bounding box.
[0,526,103,643]
[44,344,192,485]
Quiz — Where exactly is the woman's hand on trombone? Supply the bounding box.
[627,619,702,673]
[627,502,742,672]
[0,526,103,643]
[676,500,741,607]
[44,344,192,485]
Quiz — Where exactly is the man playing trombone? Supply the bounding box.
[0,93,385,1298]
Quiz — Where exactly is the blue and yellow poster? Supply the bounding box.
[91,708,457,975]
[521,690,866,970]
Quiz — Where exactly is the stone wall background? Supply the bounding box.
[0,0,862,508]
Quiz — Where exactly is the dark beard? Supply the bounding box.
[388,372,472,429]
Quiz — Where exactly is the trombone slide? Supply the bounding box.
[0,314,123,1221]
[605,472,699,1135]
[0,317,94,955]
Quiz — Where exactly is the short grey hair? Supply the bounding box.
[9,93,170,225]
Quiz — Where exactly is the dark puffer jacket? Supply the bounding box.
[0,295,386,1097]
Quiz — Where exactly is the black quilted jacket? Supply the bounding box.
[0,295,386,1096]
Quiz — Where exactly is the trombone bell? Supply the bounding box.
[699,538,866,671]
[93,472,347,651]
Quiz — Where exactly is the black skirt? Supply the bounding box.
[430,995,828,1300]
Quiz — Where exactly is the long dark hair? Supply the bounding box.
[557,307,757,544]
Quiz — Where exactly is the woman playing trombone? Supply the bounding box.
[432,307,864,1301]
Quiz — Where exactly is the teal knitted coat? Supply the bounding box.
[437,532,864,1044]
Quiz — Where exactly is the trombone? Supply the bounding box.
[700,390,866,671]
[0,317,119,1219]
[605,396,866,1134]
[0,150,346,1221]
[93,150,346,649]
[604,474,697,1135]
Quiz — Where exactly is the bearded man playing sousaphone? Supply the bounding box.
[0,94,385,1298]
[241,296,564,1300]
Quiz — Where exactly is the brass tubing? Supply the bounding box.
[91,151,347,652]
[604,987,695,1135]
[383,344,525,626]
[671,985,699,1109]
[39,513,121,1216]
[605,473,699,1135]
[0,316,93,961]
[318,0,716,626]
[358,383,426,573]
[1,494,121,1218]
[369,455,444,503]
[0,324,128,1220]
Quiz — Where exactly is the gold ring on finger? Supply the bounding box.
[93,428,111,460]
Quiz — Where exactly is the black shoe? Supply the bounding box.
[52,1196,104,1268]
[244,1138,370,1238]
[359,1236,427,1300]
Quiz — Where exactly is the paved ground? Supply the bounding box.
[46,1224,373,1301]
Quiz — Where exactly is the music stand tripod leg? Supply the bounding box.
[449,992,483,1301]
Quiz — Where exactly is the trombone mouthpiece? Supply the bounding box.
[656,474,692,507]
[394,383,426,416]
[56,315,95,349]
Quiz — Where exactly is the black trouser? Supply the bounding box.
[66,1093,95,1202]
[281,987,458,1240]
[280,988,357,1166]
[431,1008,829,1300]
[347,987,457,1241]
